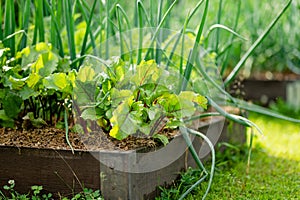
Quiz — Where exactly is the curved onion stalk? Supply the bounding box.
[195,54,300,125]
[207,96,261,132]
[179,127,215,200]
[71,54,109,68]
[228,98,300,123]
[2,30,30,43]
[224,0,292,86]
[205,24,247,42]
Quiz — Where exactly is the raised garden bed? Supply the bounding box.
[240,73,300,105]
[0,117,245,199]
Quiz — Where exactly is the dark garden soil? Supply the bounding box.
[0,127,179,151]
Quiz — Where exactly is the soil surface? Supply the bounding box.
[0,127,178,151]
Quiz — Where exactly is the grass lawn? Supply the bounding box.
[158,113,300,199]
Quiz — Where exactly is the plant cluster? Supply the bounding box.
[0,180,103,200]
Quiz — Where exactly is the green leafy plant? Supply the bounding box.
[0,43,75,128]
[75,58,207,144]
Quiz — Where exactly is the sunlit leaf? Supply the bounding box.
[131,60,162,86]
[43,73,68,91]
[77,65,95,82]
[110,99,139,140]
[26,73,40,88]
[8,76,27,90]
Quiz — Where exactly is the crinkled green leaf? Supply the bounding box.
[74,80,96,106]
[21,43,58,76]
[68,70,77,87]
[43,73,68,91]
[7,76,27,90]
[19,86,39,100]
[158,93,181,115]
[21,42,51,69]
[131,60,162,86]
[81,108,98,120]
[26,73,40,88]
[178,97,196,118]
[0,110,14,128]
[110,98,139,140]
[0,88,8,99]
[77,65,95,82]
[107,57,126,83]
[2,93,22,118]
[38,51,58,77]
[179,91,207,109]
[111,88,133,107]
[153,134,169,146]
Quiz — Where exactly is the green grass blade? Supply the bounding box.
[137,0,144,64]
[105,0,110,59]
[181,0,209,90]
[116,4,133,65]
[63,0,77,69]
[0,0,2,40]
[78,0,97,63]
[165,0,204,70]
[79,0,97,55]
[43,0,64,57]
[220,0,241,75]
[247,128,254,174]
[144,0,178,60]
[36,0,45,42]
[116,4,125,60]
[4,0,15,55]
[18,0,31,51]
[33,0,45,44]
[224,0,292,86]
[215,0,223,54]
[155,0,163,64]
